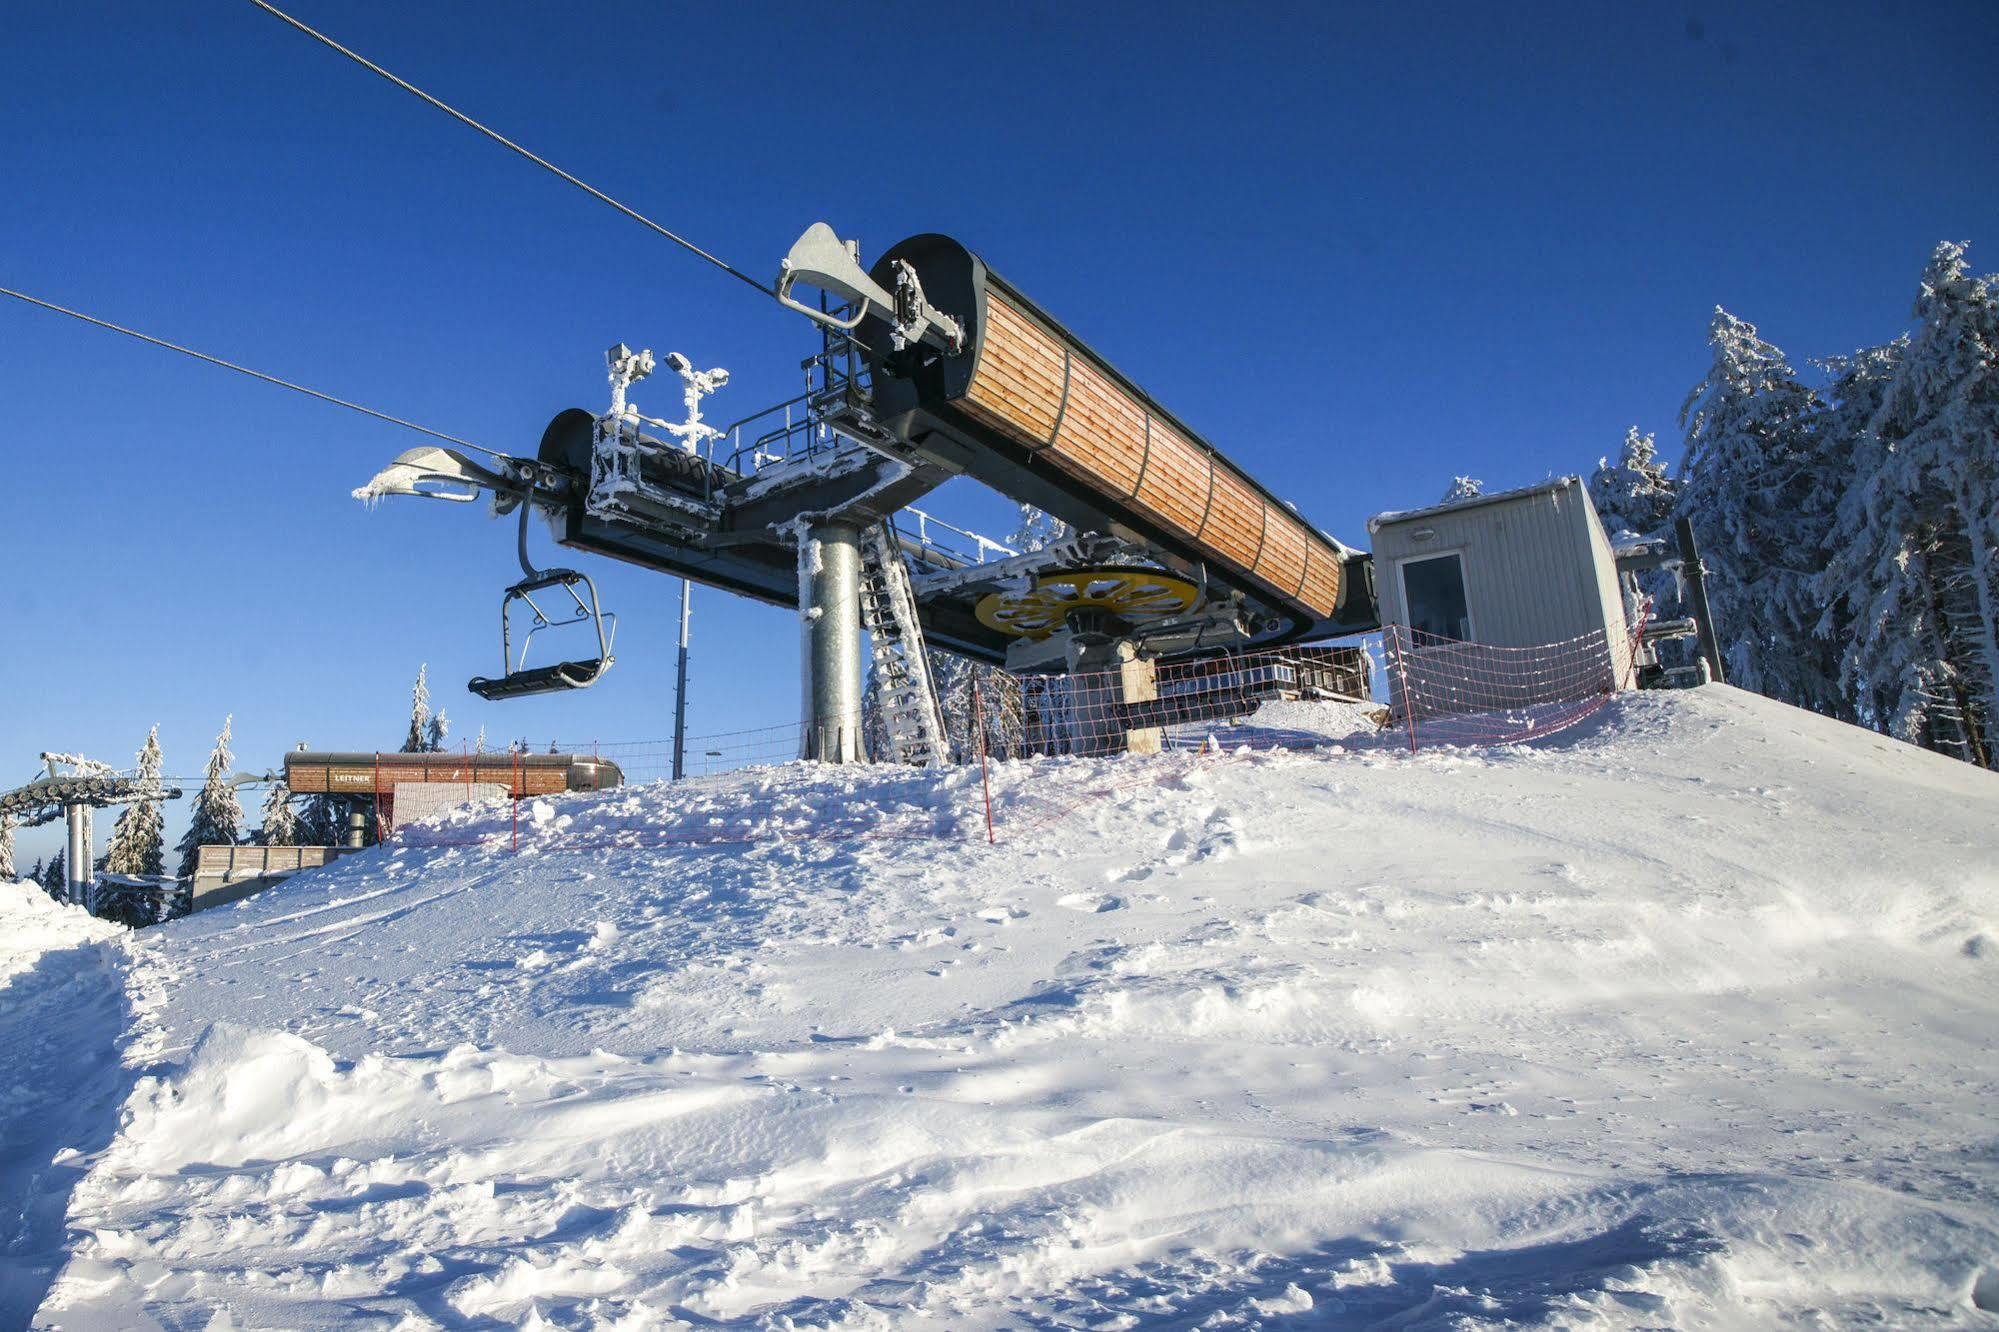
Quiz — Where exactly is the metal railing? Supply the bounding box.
[892,508,1016,570]
[711,320,873,489]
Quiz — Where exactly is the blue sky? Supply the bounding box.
[4,1,1995,863]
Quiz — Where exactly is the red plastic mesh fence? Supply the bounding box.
[380,623,1640,852]
[1053,646,1379,755]
[1382,622,1635,750]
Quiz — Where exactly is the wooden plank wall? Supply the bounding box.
[957,293,1342,619]
[287,756,578,798]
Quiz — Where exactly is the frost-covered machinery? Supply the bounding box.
[0,754,183,905]
[359,224,1379,758]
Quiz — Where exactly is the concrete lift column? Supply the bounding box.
[799,520,866,762]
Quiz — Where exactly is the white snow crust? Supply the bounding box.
[12,687,1999,1328]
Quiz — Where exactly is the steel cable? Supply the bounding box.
[244,0,775,298]
[0,284,505,458]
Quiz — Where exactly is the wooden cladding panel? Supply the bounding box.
[286,757,572,798]
[1130,417,1212,537]
[1255,509,1310,600]
[1296,544,1343,618]
[944,287,1352,622]
[1049,355,1146,497]
[962,296,1065,446]
[1200,467,1265,570]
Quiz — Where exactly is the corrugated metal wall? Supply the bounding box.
[1373,478,1629,676]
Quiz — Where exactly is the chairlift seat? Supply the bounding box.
[472,496,618,702]
[468,656,611,701]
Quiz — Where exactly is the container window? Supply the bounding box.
[1402,552,1472,640]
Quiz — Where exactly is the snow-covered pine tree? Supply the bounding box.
[425,708,450,754]
[0,817,14,881]
[1810,337,1960,749]
[1008,504,1069,755]
[298,795,346,847]
[43,851,65,899]
[259,781,305,846]
[927,650,1025,763]
[474,726,487,755]
[103,725,168,877]
[1439,476,1484,503]
[403,665,432,753]
[174,716,244,880]
[1675,308,1843,713]
[1011,502,1068,554]
[859,664,890,761]
[1858,242,1999,763]
[1589,428,1682,625]
[1589,429,1676,539]
[27,856,43,888]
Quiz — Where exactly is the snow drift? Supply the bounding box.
[16,685,1999,1328]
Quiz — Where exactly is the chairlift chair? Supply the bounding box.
[468,489,617,701]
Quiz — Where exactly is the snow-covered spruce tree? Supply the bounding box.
[862,648,1023,763]
[0,817,14,881]
[859,665,891,762]
[1439,476,1484,503]
[425,708,450,754]
[474,726,488,755]
[27,857,43,889]
[402,665,432,753]
[43,851,65,899]
[174,716,244,880]
[1008,504,1070,755]
[1675,309,1844,714]
[929,650,1025,763]
[258,781,305,847]
[102,725,168,877]
[1589,428,1676,539]
[1859,243,1999,762]
[298,795,346,847]
[1011,502,1068,555]
[1589,428,1681,624]
[1810,337,1963,749]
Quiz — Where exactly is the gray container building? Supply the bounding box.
[1368,477,1633,711]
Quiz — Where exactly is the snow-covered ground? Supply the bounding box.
[13,685,1999,1328]
[0,885,148,1328]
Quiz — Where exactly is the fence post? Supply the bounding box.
[511,746,520,854]
[973,680,997,845]
[1389,628,1419,755]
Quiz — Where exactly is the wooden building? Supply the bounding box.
[283,751,624,800]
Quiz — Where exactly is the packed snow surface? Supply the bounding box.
[13,686,1999,1328]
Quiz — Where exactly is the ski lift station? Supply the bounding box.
[359,222,1708,757]
[360,224,1381,759]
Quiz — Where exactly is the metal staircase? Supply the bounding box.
[859,522,949,767]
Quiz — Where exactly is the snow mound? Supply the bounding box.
[30,687,1999,1328]
[0,884,141,1326]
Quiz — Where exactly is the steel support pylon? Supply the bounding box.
[799,521,865,762]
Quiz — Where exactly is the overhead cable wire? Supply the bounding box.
[0,283,505,458]
[244,0,776,299]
